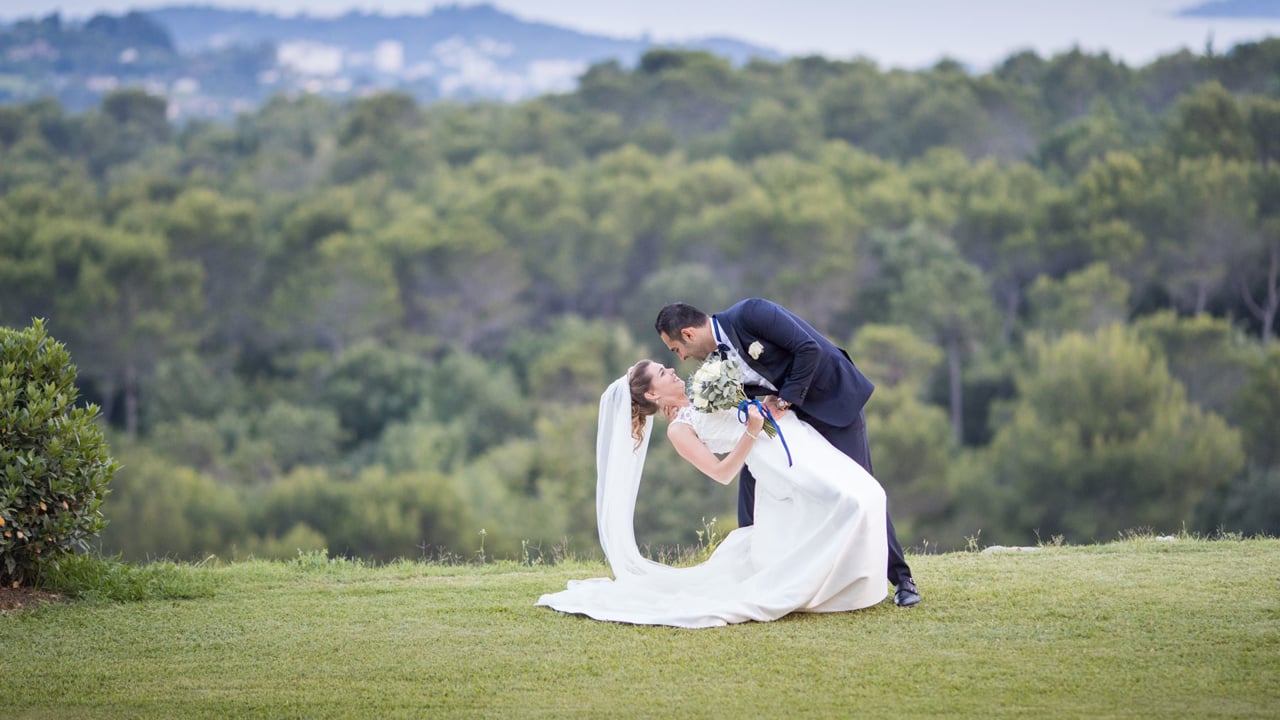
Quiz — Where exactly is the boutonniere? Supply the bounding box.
[748,341,764,360]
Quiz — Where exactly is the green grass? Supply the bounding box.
[3,538,1278,719]
[36,553,219,603]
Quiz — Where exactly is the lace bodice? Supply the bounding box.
[671,405,746,454]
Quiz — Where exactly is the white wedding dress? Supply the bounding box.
[536,377,888,628]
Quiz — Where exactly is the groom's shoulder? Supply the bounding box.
[728,297,780,315]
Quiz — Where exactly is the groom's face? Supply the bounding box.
[660,327,715,362]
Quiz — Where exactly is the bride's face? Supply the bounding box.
[645,363,686,404]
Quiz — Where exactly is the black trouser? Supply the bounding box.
[736,408,913,586]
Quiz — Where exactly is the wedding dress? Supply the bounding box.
[536,376,888,628]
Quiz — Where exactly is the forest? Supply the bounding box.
[2,40,1278,561]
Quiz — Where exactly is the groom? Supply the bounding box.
[655,298,921,607]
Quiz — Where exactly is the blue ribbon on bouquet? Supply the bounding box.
[738,399,792,467]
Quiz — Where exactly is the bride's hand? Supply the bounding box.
[745,404,766,437]
[662,404,679,422]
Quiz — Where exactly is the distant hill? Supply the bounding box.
[0,3,780,117]
[1178,0,1280,18]
[150,4,776,60]
[145,3,779,100]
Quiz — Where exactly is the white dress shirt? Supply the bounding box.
[713,318,778,392]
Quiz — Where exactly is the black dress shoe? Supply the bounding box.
[894,577,921,607]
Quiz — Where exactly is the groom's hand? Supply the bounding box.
[763,395,788,418]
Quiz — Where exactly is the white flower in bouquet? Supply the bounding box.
[685,355,777,438]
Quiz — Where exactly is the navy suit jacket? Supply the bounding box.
[714,298,874,429]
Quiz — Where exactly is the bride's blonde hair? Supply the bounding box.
[627,360,658,448]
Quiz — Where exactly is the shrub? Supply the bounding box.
[0,319,118,587]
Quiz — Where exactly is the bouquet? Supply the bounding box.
[685,355,778,438]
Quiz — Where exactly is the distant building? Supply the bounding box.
[277,41,344,77]
[374,41,404,74]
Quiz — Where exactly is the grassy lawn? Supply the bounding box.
[2,537,1278,719]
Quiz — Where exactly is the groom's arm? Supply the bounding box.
[737,299,820,408]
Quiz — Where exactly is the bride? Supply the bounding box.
[536,359,888,628]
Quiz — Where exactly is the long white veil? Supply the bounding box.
[595,375,685,581]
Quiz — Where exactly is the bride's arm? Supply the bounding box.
[666,410,765,485]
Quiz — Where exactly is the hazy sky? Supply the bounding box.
[7,0,1280,69]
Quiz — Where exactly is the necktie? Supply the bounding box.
[716,343,731,360]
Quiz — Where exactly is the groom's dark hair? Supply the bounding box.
[655,303,709,337]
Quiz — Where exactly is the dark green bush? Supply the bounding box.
[0,319,118,586]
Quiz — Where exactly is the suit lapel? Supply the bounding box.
[715,313,765,376]
[712,314,740,354]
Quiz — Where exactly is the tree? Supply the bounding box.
[39,218,201,435]
[863,385,955,540]
[663,156,753,275]
[1157,155,1255,315]
[868,224,997,441]
[1137,49,1206,112]
[233,93,339,192]
[330,92,429,186]
[1194,464,1280,537]
[97,444,245,561]
[265,191,400,356]
[1246,96,1280,170]
[1238,168,1280,343]
[1069,151,1155,285]
[375,206,528,351]
[951,159,1069,341]
[626,263,733,360]
[1025,261,1131,337]
[716,155,863,329]
[148,187,262,354]
[849,325,953,539]
[85,89,171,177]
[970,325,1243,544]
[1,319,118,586]
[252,465,472,561]
[728,98,819,161]
[460,401,603,555]
[469,165,594,315]
[506,315,644,407]
[1211,38,1280,96]
[1167,81,1253,161]
[1039,48,1133,123]
[1134,311,1255,420]
[427,104,491,166]
[1231,345,1280,468]
[320,341,432,447]
[847,323,943,392]
[255,401,345,472]
[817,63,890,149]
[495,100,580,165]
[901,74,990,158]
[633,50,740,141]
[581,145,684,315]
[139,351,245,430]
[416,351,530,459]
[0,190,54,327]
[1037,99,1128,177]
[574,60,631,117]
